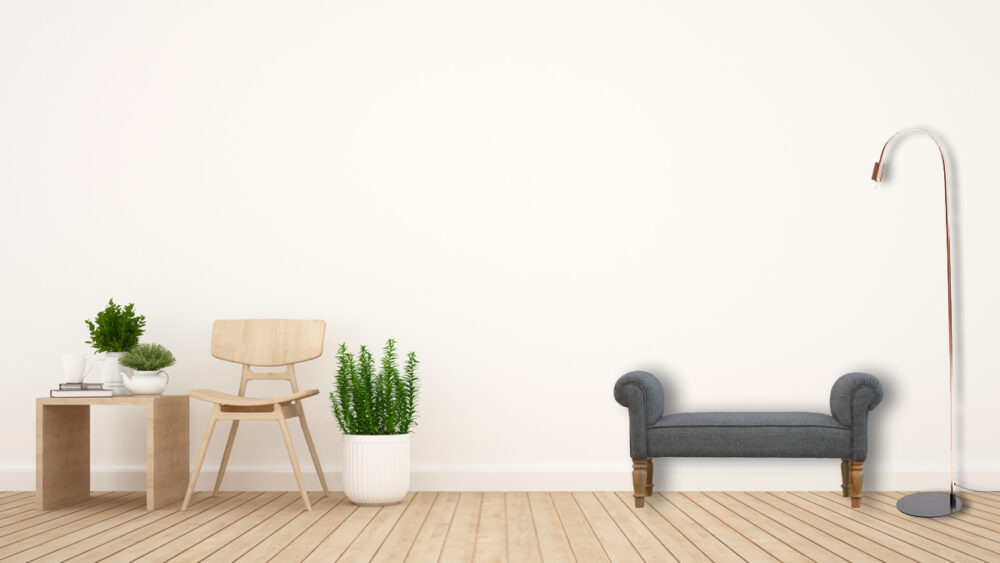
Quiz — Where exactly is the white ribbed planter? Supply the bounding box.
[343,434,410,505]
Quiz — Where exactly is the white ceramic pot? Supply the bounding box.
[121,370,169,395]
[343,434,410,505]
[99,352,130,395]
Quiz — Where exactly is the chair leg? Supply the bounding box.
[182,406,219,511]
[645,459,654,496]
[277,411,311,510]
[296,402,329,496]
[213,420,240,496]
[632,458,648,508]
[841,458,849,497]
[849,460,864,508]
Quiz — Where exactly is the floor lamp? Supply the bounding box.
[871,128,962,517]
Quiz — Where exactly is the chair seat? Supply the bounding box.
[188,388,319,406]
[647,411,851,459]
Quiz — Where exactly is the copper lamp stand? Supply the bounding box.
[871,128,961,517]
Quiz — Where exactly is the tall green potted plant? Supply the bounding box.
[330,339,419,505]
[85,299,146,395]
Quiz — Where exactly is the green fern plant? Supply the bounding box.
[330,339,419,435]
[84,299,146,353]
[120,343,176,371]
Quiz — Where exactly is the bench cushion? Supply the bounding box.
[647,412,851,459]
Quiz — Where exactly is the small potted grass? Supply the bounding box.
[119,343,176,395]
[330,339,419,505]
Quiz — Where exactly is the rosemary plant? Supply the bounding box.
[119,343,176,371]
[330,339,419,435]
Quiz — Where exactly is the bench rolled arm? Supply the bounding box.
[829,372,883,461]
[614,371,665,459]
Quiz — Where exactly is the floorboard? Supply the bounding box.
[404,492,459,562]
[438,491,482,562]
[526,492,574,562]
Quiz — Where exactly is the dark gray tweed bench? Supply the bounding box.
[614,371,882,508]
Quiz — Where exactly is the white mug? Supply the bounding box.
[62,353,96,383]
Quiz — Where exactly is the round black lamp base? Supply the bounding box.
[897,492,962,518]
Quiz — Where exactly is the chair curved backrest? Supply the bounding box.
[211,319,326,367]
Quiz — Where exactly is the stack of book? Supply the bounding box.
[50,382,112,397]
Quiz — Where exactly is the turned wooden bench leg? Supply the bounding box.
[841,458,849,497]
[632,458,649,507]
[849,460,864,508]
[645,458,653,496]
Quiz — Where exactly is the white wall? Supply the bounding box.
[2,0,998,492]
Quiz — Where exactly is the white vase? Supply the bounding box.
[121,370,169,395]
[343,434,410,505]
[98,352,131,395]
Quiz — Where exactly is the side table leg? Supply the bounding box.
[37,403,90,509]
[147,397,189,510]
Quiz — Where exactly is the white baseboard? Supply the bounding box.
[3,464,997,492]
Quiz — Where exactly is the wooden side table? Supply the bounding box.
[36,395,189,510]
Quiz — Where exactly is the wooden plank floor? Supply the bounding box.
[0,491,998,561]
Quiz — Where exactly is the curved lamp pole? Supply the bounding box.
[871,128,961,517]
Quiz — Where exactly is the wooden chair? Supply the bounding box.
[181,319,330,511]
